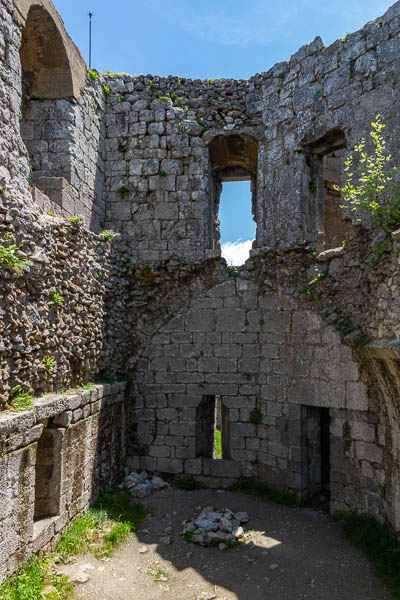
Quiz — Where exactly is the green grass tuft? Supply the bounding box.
[8,385,33,412]
[0,558,43,600]
[0,490,146,599]
[57,508,107,559]
[215,427,222,459]
[334,511,400,598]
[230,478,300,508]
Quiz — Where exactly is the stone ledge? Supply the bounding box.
[0,383,126,437]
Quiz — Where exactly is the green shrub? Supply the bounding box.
[100,229,120,241]
[0,558,44,600]
[42,355,56,373]
[117,186,130,198]
[0,234,29,272]
[69,214,84,226]
[336,115,400,229]
[51,292,64,306]
[88,69,98,81]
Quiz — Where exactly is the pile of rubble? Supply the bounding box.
[182,506,249,548]
[121,471,169,498]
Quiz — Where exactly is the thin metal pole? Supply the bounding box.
[89,12,94,69]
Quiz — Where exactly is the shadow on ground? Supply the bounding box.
[72,487,389,600]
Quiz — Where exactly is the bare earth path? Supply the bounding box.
[69,487,389,600]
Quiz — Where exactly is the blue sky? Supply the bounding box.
[53,0,392,79]
[52,0,393,263]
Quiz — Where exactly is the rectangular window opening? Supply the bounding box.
[218,179,256,267]
[196,395,230,459]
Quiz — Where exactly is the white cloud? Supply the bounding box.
[221,239,254,266]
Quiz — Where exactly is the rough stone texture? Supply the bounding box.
[1,0,400,581]
[0,383,126,581]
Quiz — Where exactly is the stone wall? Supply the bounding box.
[129,271,385,516]
[100,1,400,256]
[21,79,107,231]
[2,0,400,581]
[0,382,126,580]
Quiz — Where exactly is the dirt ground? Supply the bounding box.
[68,486,389,600]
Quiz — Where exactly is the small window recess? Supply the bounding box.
[196,395,230,459]
[305,128,354,251]
[208,134,258,265]
[33,419,63,538]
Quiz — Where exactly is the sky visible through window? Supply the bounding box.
[219,181,255,266]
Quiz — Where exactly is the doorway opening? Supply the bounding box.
[301,405,331,508]
[208,134,258,265]
[196,395,230,459]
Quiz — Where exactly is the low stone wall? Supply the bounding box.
[0,382,126,582]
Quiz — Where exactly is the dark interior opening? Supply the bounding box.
[301,405,331,508]
[196,395,230,459]
[34,422,63,522]
[196,395,215,459]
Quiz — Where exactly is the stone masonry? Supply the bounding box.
[1,0,400,580]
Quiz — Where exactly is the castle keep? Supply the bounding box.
[1,0,400,579]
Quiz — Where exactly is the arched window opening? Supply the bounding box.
[305,129,354,250]
[209,134,258,266]
[20,5,74,101]
[19,5,77,212]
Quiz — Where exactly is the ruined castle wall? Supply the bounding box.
[102,74,263,261]
[20,79,107,231]
[101,2,400,257]
[0,0,31,196]
[0,0,106,230]
[130,274,385,519]
[0,382,126,580]
[1,0,400,581]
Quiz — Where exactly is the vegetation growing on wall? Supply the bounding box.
[336,115,400,229]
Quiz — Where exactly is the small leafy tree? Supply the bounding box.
[335,115,400,229]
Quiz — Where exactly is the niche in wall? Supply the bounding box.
[305,128,354,250]
[34,423,63,526]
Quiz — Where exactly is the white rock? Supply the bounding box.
[138,546,148,553]
[232,526,244,539]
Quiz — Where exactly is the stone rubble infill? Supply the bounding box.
[120,471,169,498]
[182,506,249,548]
